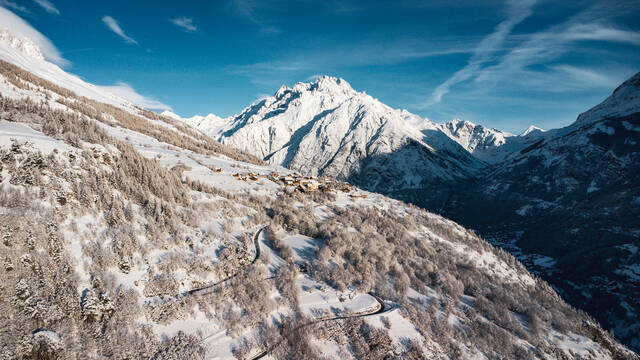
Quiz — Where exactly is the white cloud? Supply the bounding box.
[231,0,259,23]
[0,0,30,13]
[305,74,323,81]
[231,0,280,35]
[563,23,640,46]
[423,0,537,107]
[170,17,196,32]
[98,82,172,111]
[102,16,138,45]
[32,0,59,15]
[0,7,68,66]
[473,22,640,90]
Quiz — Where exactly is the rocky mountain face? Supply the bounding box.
[4,29,637,359]
[184,72,640,353]
[437,119,548,164]
[436,119,513,163]
[451,73,640,351]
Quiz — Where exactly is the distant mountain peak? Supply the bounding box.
[520,125,544,136]
[0,28,44,60]
[161,110,182,120]
[436,118,517,163]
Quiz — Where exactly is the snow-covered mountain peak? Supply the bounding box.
[162,110,228,134]
[520,125,544,137]
[438,118,512,152]
[0,28,44,60]
[448,118,474,128]
[575,71,640,124]
[433,118,556,164]
[275,76,358,101]
[312,75,355,94]
[184,75,481,188]
[160,110,182,120]
[274,84,289,98]
[445,118,513,137]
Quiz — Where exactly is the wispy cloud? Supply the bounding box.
[230,0,280,35]
[421,0,640,110]
[98,82,172,111]
[305,74,323,81]
[0,7,68,66]
[563,23,640,45]
[0,0,30,13]
[170,16,197,32]
[102,15,138,45]
[423,0,536,107]
[32,0,58,15]
[473,14,640,90]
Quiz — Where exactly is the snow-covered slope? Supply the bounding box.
[0,28,141,111]
[190,76,482,194]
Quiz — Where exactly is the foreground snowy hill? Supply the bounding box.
[0,28,636,359]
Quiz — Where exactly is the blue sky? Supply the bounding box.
[1,0,639,133]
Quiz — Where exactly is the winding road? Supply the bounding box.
[249,293,391,360]
[188,224,267,296]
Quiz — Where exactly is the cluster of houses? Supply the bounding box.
[232,172,265,182]
[269,172,369,198]
[269,172,321,192]
[229,169,368,198]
